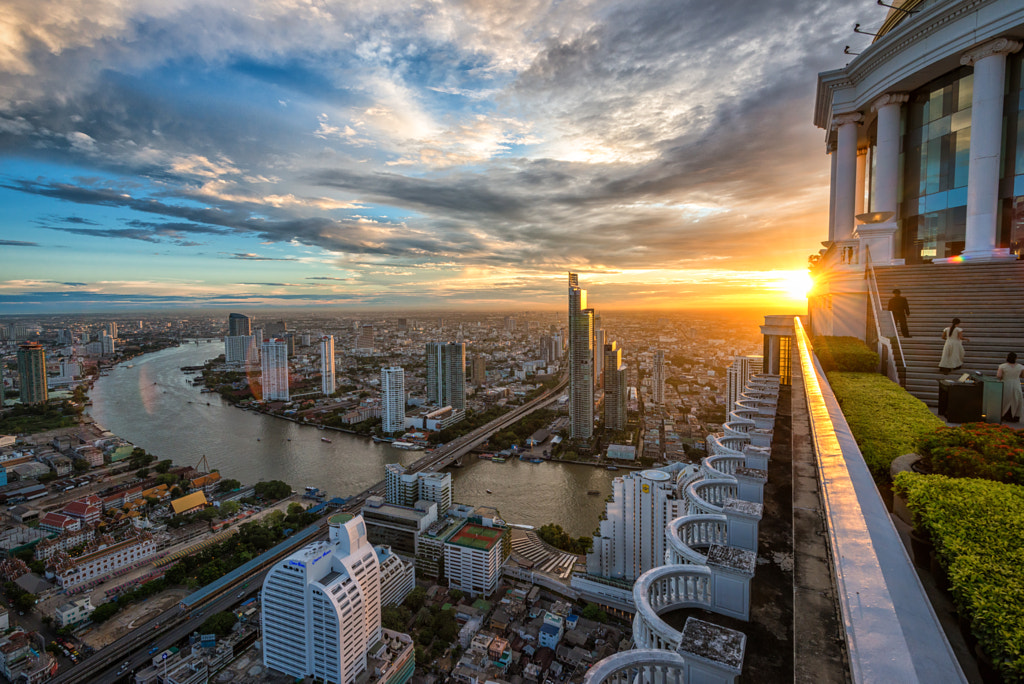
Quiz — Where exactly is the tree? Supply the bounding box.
[217,478,241,492]
[136,467,150,478]
[170,486,183,498]
[254,480,291,501]
[382,605,411,631]
[156,473,178,487]
[220,501,240,517]
[199,611,237,637]
[582,602,608,623]
[72,458,90,473]
[286,502,305,518]
[403,586,427,613]
[91,602,120,623]
[449,589,465,603]
[154,459,173,474]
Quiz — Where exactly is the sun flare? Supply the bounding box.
[780,270,813,300]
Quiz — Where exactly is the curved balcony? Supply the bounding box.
[581,649,689,684]
[685,478,738,515]
[673,466,704,500]
[665,514,729,565]
[702,453,743,480]
[632,564,714,650]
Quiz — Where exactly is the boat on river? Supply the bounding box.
[321,437,332,443]
[588,490,600,495]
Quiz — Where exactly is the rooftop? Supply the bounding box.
[448,523,502,551]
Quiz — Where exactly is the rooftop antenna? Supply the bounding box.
[844,46,861,56]
[853,23,879,36]
[877,0,918,14]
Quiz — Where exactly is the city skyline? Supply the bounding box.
[0,0,876,314]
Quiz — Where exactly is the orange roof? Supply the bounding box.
[171,490,209,514]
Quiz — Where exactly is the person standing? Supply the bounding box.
[887,288,911,337]
[939,318,968,373]
[996,352,1023,422]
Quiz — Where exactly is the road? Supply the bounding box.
[52,376,567,682]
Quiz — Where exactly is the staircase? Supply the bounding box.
[874,261,1024,407]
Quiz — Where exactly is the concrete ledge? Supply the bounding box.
[793,318,966,684]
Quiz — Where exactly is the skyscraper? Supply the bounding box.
[384,463,452,513]
[594,328,606,389]
[727,355,764,409]
[105,322,117,339]
[381,367,406,433]
[425,342,466,411]
[100,332,115,356]
[603,342,627,431]
[261,339,290,401]
[17,342,48,405]
[261,513,382,683]
[568,273,594,440]
[225,335,258,365]
[652,349,666,405]
[228,312,252,337]
[355,325,374,355]
[320,335,336,396]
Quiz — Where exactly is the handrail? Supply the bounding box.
[863,245,906,385]
[794,318,965,683]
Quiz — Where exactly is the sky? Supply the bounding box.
[0,0,881,314]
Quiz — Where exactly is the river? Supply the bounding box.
[86,342,614,536]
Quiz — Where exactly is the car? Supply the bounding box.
[237,592,244,598]
[148,647,158,655]
[153,623,160,630]
[62,649,69,657]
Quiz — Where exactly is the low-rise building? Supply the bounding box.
[54,596,94,628]
[170,491,209,516]
[33,525,93,561]
[50,530,157,590]
[38,512,81,535]
[444,523,505,598]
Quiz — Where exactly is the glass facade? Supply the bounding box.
[1001,53,1024,256]
[900,67,973,262]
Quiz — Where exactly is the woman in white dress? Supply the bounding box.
[939,318,968,373]
[996,351,1023,422]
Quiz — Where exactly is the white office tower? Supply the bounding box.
[380,367,406,433]
[726,355,764,409]
[587,469,686,581]
[225,335,258,365]
[261,339,290,401]
[603,342,627,431]
[100,332,115,355]
[384,464,452,513]
[375,545,416,607]
[105,322,117,339]
[320,335,336,395]
[652,349,666,405]
[262,513,382,684]
[568,272,595,439]
[425,342,466,411]
[594,328,606,389]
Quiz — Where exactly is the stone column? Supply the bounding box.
[855,146,868,216]
[871,93,908,216]
[832,113,862,242]
[827,142,837,243]
[960,38,1022,261]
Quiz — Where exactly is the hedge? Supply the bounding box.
[894,473,1024,682]
[812,336,879,373]
[917,422,1024,485]
[826,372,944,478]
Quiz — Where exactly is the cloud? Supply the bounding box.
[225,252,297,261]
[0,239,39,246]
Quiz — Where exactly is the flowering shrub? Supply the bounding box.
[917,422,1024,485]
[895,473,1024,681]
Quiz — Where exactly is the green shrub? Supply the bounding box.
[827,372,944,479]
[894,473,1024,681]
[917,422,1024,485]
[813,336,879,373]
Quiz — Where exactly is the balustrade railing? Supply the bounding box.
[666,514,729,565]
[633,565,714,650]
[863,246,906,386]
[582,650,689,684]
[686,479,738,515]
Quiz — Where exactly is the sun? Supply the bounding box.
[780,270,813,300]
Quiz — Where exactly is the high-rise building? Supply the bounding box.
[104,322,117,339]
[425,342,466,411]
[603,342,627,431]
[471,356,487,386]
[284,332,297,358]
[652,350,666,405]
[17,342,48,405]
[568,273,595,440]
[320,335,336,396]
[586,467,687,581]
[228,312,252,337]
[355,325,374,355]
[266,320,287,337]
[594,328,606,389]
[384,464,452,513]
[380,367,406,433]
[261,339,290,402]
[504,316,516,333]
[225,335,258,365]
[261,513,382,683]
[100,332,115,356]
[727,355,764,409]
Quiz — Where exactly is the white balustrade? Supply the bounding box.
[665,514,730,566]
[582,650,689,684]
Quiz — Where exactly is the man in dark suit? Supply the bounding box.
[887,288,911,337]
